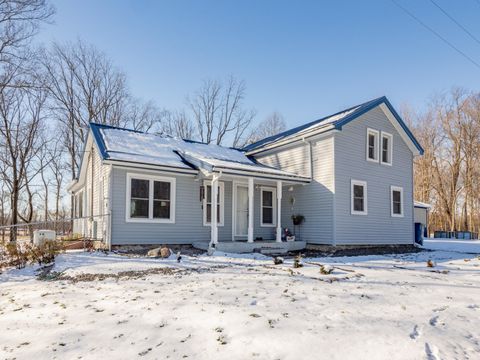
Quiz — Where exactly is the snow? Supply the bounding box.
[414,200,431,209]
[423,237,480,254]
[244,105,361,151]
[1,241,479,359]
[100,127,303,178]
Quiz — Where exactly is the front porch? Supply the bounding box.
[201,171,309,253]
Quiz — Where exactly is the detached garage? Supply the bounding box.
[414,201,431,242]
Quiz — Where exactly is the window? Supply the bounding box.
[203,181,224,226]
[351,180,367,215]
[391,186,403,217]
[261,187,277,227]
[381,132,393,165]
[77,191,84,218]
[126,174,176,223]
[366,128,379,162]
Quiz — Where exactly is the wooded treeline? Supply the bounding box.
[0,0,286,242]
[406,89,480,234]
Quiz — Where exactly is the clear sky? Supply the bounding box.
[35,0,480,129]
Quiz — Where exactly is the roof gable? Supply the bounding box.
[244,96,424,155]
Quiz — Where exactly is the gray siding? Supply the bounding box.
[110,168,279,245]
[111,168,210,245]
[255,143,311,178]
[334,107,414,245]
[255,137,335,244]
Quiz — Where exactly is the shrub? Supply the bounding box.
[28,240,65,265]
[4,242,29,269]
[0,240,65,269]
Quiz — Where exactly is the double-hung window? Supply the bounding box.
[366,128,379,162]
[381,132,393,165]
[126,174,176,223]
[351,180,367,215]
[203,181,224,226]
[260,187,277,227]
[391,186,404,217]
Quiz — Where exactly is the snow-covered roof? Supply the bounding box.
[414,201,431,209]
[243,96,424,155]
[90,123,310,182]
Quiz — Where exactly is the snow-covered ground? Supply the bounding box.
[1,240,479,360]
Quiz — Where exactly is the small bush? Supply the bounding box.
[28,240,65,265]
[4,242,29,269]
[0,240,65,269]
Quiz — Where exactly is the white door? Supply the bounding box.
[235,185,248,236]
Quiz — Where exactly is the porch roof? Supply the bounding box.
[89,123,310,183]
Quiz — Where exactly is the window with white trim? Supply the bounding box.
[203,181,224,226]
[381,132,393,165]
[260,187,277,227]
[126,174,175,223]
[351,180,367,215]
[366,128,379,162]
[391,186,403,217]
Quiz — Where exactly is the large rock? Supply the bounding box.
[147,247,162,257]
[160,246,171,258]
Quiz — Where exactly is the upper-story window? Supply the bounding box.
[381,132,393,166]
[126,173,176,223]
[366,128,379,162]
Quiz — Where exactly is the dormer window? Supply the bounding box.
[381,132,393,165]
[366,128,379,162]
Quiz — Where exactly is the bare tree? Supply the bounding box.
[0,78,46,242]
[188,76,255,146]
[0,0,54,71]
[245,111,287,145]
[162,110,195,139]
[41,40,129,180]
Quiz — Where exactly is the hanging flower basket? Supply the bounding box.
[291,214,305,226]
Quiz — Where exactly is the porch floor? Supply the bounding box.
[193,240,307,254]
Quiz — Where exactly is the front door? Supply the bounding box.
[235,184,248,237]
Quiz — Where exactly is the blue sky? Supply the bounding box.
[36,0,480,129]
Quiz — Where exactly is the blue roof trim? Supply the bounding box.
[89,122,144,161]
[242,97,382,152]
[334,96,424,155]
[243,96,424,155]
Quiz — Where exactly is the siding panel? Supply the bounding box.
[334,107,414,245]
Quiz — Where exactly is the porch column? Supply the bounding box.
[276,180,282,242]
[210,176,218,246]
[248,177,254,243]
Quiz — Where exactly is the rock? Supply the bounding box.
[160,246,171,258]
[147,247,162,257]
[273,257,284,265]
[320,264,334,275]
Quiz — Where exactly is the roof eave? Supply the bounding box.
[245,124,336,156]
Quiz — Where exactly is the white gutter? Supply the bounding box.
[103,159,198,175]
[212,168,311,183]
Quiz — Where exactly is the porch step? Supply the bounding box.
[192,240,306,254]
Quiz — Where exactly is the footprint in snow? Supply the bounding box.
[429,316,439,326]
[410,325,420,340]
[424,342,439,360]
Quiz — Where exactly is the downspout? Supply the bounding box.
[90,146,94,239]
[208,171,222,253]
[331,136,336,246]
[107,164,113,251]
